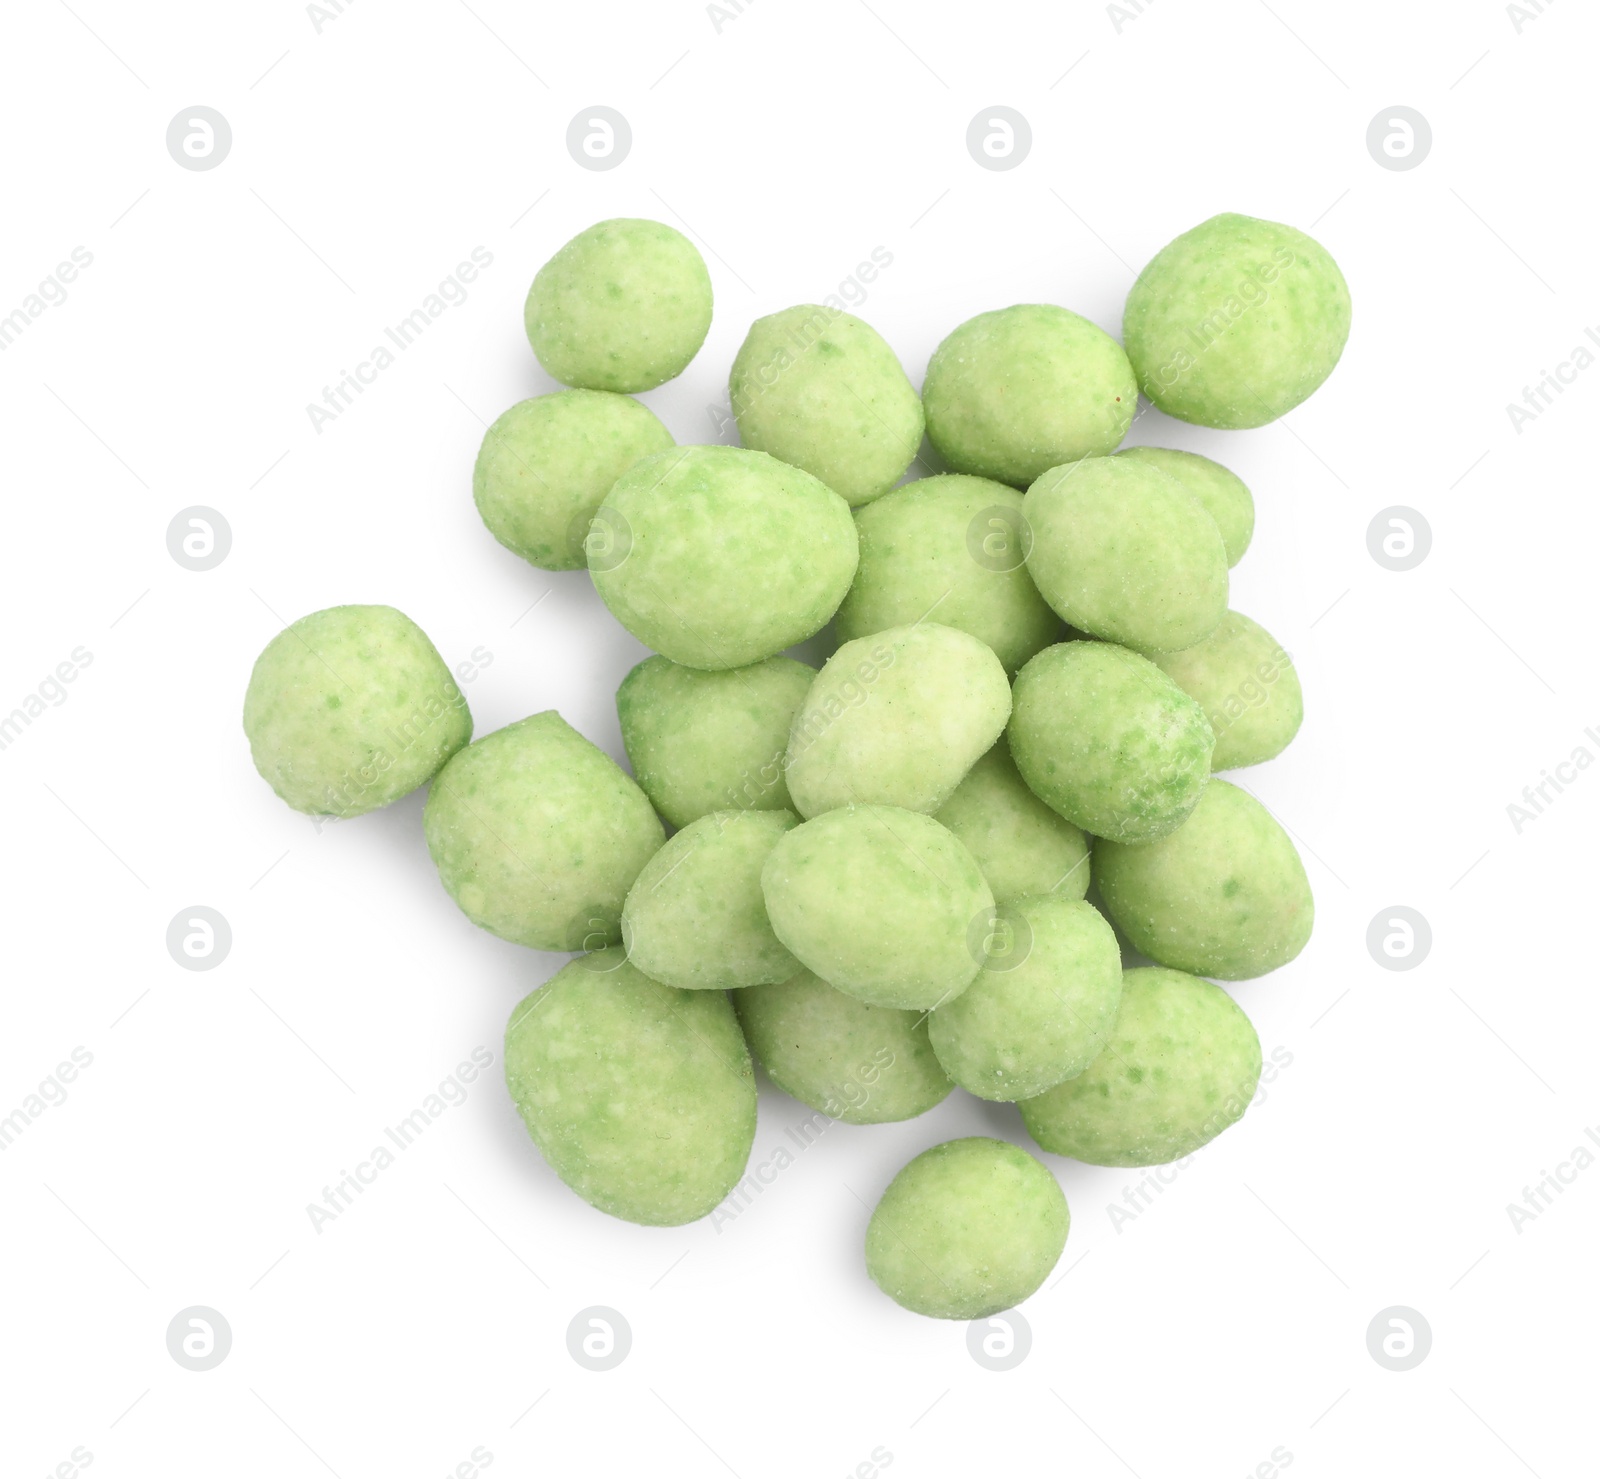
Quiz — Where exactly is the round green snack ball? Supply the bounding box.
[923,305,1137,488]
[735,969,953,1124]
[622,810,799,990]
[591,446,858,670]
[472,390,674,571]
[616,654,812,827]
[524,218,713,393]
[423,711,665,952]
[761,804,992,1010]
[929,896,1122,1102]
[1019,967,1262,1166]
[833,475,1063,673]
[934,742,1090,904]
[1115,446,1254,567]
[731,304,924,506]
[1009,642,1214,844]
[504,952,756,1225]
[1123,212,1352,429]
[865,1137,1069,1319]
[785,623,1011,819]
[1152,611,1303,772]
[243,604,470,818]
[1095,779,1313,979]
[1024,455,1229,653]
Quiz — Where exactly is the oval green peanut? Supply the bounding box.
[243,604,471,818]
[524,218,712,393]
[761,804,991,1011]
[929,896,1122,1102]
[423,711,664,952]
[1023,455,1229,653]
[504,951,756,1225]
[1094,779,1313,979]
[1122,213,1351,429]
[622,810,800,990]
[731,304,923,506]
[865,1137,1069,1319]
[833,475,1063,673]
[616,654,813,828]
[1019,967,1262,1166]
[472,389,673,571]
[934,742,1090,904]
[1009,641,1214,844]
[736,969,953,1124]
[922,305,1136,487]
[785,623,1011,818]
[1152,611,1303,771]
[591,445,858,671]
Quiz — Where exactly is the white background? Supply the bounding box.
[2,1,1595,1475]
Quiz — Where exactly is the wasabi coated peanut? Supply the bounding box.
[922,305,1137,487]
[622,810,799,990]
[735,969,954,1124]
[1153,611,1303,771]
[730,304,924,506]
[473,390,673,570]
[524,218,713,393]
[505,951,756,1225]
[865,1137,1068,1319]
[1019,967,1262,1166]
[244,604,470,818]
[785,623,1011,818]
[423,711,664,951]
[1095,779,1313,979]
[591,446,858,670]
[1123,213,1352,430]
[1115,446,1254,567]
[1009,642,1214,844]
[616,654,813,827]
[761,804,992,1010]
[929,896,1122,1102]
[934,742,1090,904]
[1024,455,1229,653]
[833,475,1063,673]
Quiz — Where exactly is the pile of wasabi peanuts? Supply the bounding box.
[244,211,1349,1321]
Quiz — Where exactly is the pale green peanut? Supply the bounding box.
[1123,213,1352,429]
[1020,967,1262,1166]
[423,711,664,951]
[929,896,1122,1102]
[785,623,1011,818]
[1153,611,1303,771]
[622,810,799,990]
[1023,455,1229,653]
[922,305,1137,487]
[590,445,858,670]
[616,654,813,827]
[865,1137,1069,1319]
[504,952,755,1225]
[524,218,713,393]
[472,389,673,570]
[1095,779,1313,979]
[736,969,953,1123]
[833,475,1063,673]
[1009,641,1214,843]
[1115,446,1254,567]
[243,604,470,818]
[761,804,992,1010]
[731,304,923,506]
[934,742,1090,904]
